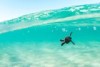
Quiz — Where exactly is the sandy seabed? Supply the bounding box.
[0,42,100,67]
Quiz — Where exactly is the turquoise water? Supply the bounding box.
[0,4,100,67]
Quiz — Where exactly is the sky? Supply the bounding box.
[0,0,100,22]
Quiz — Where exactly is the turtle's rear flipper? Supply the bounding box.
[61,42,65,46]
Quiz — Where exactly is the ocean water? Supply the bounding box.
[0,4,100,67]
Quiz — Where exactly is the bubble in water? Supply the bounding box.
[54,26,56,29]
[51,30,54,32]
[73,22,77,23]
[27,30,30,33]
[78,28,81,30]
[62,28,67,32]
[93,26,96,30]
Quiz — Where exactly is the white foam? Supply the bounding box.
[0,13,100,34]
[80,10,88,12]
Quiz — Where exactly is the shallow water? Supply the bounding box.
[0,3,100,67]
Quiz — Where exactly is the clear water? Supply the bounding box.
[0,4,100,67]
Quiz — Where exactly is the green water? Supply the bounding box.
[0,3,100,67]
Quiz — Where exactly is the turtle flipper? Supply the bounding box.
[60,39,64,42]
[61,42,65,46]
[70,32,72,36]
[71,40,75,45]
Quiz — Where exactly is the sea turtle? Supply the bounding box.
[60,32,75,46]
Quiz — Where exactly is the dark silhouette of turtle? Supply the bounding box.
[60,32,75,46]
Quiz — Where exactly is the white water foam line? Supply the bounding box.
[0,13,100,34]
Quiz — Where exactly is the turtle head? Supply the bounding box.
[69,37,72,39]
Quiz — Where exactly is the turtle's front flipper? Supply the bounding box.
[60,39,64,42]
[70,32,72,36]
[71,40,75,45]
